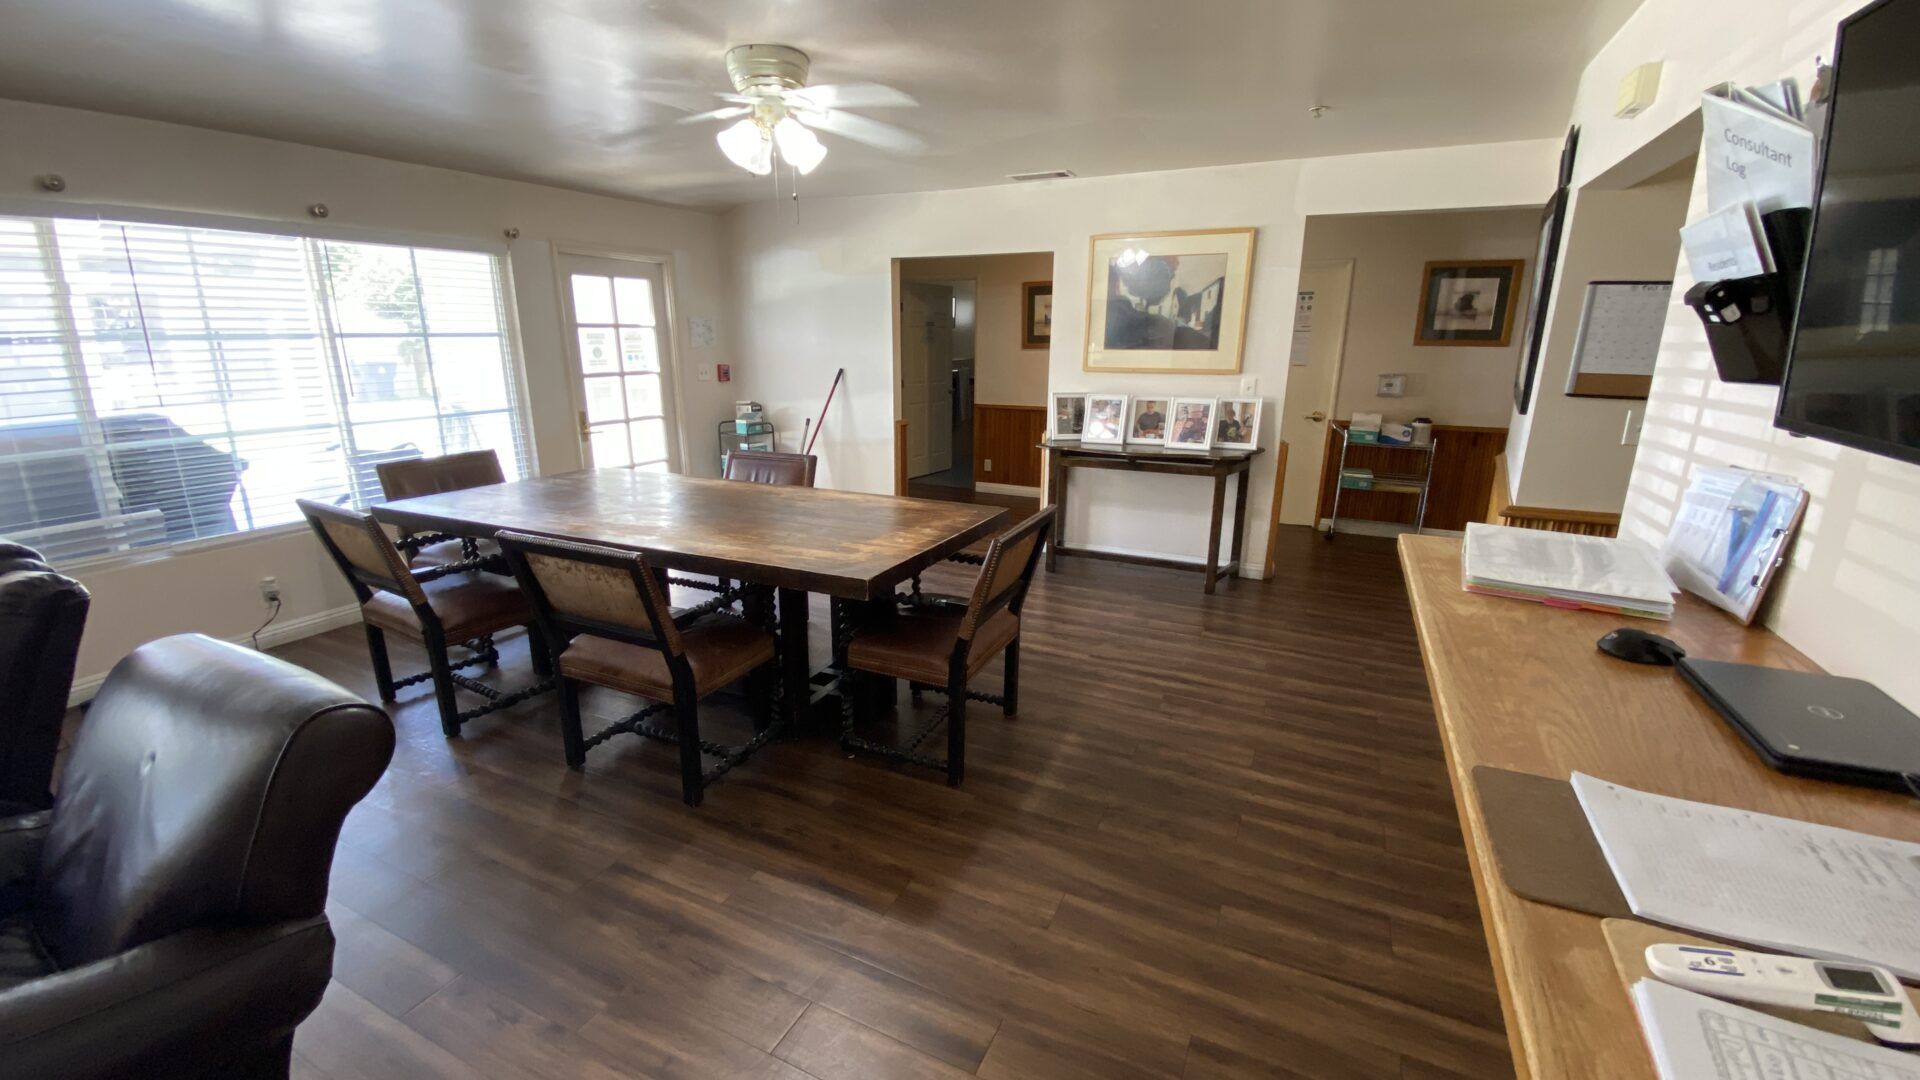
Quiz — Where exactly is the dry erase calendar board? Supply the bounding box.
[1565,280,1673,398]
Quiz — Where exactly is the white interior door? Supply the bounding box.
[561,255,679,473]
[899,283,947,478]
[1278,260,1354,526]
[925,293,955,473]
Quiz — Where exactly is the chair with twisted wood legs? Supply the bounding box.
[496,532,780,806]
[375,449,506,569]
[838,507,1053,785]
[298,499,553,737]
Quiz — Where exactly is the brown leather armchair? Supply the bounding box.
[0,634,394,1079]
[0,542,90,814]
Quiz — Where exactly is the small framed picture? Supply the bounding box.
[1166,398,1216,451]
[1213,398,1262,450]
[1127,397,1170,444]
[1415,258,1525,347]
[1083,394,1128,444]
[1023,281,1052,349]
[1049,392,1087,440]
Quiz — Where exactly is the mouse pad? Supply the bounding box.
[1472,765,1632,918]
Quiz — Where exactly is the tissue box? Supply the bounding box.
[1378,422,1414,446]
[1348,412,1382,444]
[1339,467,1374,491]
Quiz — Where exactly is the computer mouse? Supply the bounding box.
[1597,627,1687,666]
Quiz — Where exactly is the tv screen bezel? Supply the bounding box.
[1774,0,1920,468]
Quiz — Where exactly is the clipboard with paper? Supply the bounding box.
[1660,465,1806,624]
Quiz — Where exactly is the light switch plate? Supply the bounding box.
[1622,408,1643,446]
[1239,376,1258,395]
[1377,373,1408,398]
[696,362,715,382]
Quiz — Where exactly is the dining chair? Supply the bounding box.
[298,499,552,737]
[701,449,818,598]
[836,506,1053,785]
[723,449,817,486]
[495,531,780,806]
[375,449,505,568]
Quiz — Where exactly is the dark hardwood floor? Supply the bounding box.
[273,527,1506,1079]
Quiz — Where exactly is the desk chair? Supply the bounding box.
[497,532,779,806]
[374,450,505,568]
[837,507,1052,785]
[299,500,551,737]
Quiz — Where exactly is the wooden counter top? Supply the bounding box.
[1397,533,1920,1080]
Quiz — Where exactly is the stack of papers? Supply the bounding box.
[1573,773,1920,980]
[1461,523,1677,619]
[1633,979,1920,1080]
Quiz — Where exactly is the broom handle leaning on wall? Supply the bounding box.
[804,367,846,458]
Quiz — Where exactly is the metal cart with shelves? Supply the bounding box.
[718,418,775,475]
[1323,426,1437,539]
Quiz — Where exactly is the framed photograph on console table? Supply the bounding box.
[1213,398,1262,450]
[1127,397,1169,444]
[1084,228,1256,374]
[1082,394,1128,444]
[1166,398,1216,451]
[1049,393,1087,440]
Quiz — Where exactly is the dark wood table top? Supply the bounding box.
[1039,439,1264,465]
[373,469,1007,601]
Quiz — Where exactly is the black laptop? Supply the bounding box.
[1678,658,1920,791]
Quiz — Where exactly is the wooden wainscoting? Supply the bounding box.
[1314,422,1508,532]
[974,404,1047,488]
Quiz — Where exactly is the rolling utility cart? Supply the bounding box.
[1323,426,1437,540]
[718,417,775,475]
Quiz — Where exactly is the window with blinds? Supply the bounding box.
[0,214,531,565]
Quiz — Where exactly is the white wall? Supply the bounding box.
[1506,172,1692,510]
[1300,208,1542,429]
[1570,0,1920,713]
[0,99,731,694]
[901,253,1052,406]
[728,139,1559,572]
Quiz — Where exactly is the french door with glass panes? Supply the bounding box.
[561,255,678,472]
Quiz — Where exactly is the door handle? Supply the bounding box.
[1305,411,1327,422]
[578,411,591,439]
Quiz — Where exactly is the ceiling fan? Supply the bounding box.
[622,44,924,177]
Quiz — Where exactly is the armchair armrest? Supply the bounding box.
[0,916,334,1080]
[0,811,50,916]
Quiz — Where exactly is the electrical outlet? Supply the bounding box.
[259,576,281,606]
[984,458,993,472]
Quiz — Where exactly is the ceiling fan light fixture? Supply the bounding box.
[773,116,827,175]
[716,117,773,175]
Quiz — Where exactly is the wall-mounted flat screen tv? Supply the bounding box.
[1777,0,1920,466]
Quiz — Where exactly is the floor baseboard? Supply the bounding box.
[65,602,364,708]
[975,482,1042,497]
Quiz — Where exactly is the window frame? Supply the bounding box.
[0,199,539,573]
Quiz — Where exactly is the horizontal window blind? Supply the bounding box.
[0,214,530,565]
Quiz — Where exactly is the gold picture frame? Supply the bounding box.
[1083,227,1256,374]
[1022,281,1052,349]
[1414,258,1525,348]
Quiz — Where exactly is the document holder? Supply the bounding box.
[1682,207,1810,387]
[1472,765,1630,917]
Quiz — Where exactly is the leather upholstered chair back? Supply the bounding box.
[30,634,394,970]
[959,508,1055,640]
[375,449,505,501]
[723,450,817,487]
[0,542,91,811]
[496,532,683,656]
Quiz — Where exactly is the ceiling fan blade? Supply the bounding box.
[799,109,926,153]
[786,83,918,111]
[674,105,750,126]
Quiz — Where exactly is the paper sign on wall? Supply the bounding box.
[1290,289,1316,366]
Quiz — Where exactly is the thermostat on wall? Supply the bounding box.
[1377,373,1408,398]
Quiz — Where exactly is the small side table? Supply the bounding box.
[1041,439,1264,594]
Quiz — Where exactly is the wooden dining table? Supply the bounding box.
[371,468,1007,725]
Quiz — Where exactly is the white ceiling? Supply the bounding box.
[0,0,1644,210]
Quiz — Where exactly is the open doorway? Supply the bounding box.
[896,253,1051,511]
[1277,206,1547,536]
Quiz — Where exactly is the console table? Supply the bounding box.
[1040,439,1263,593]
